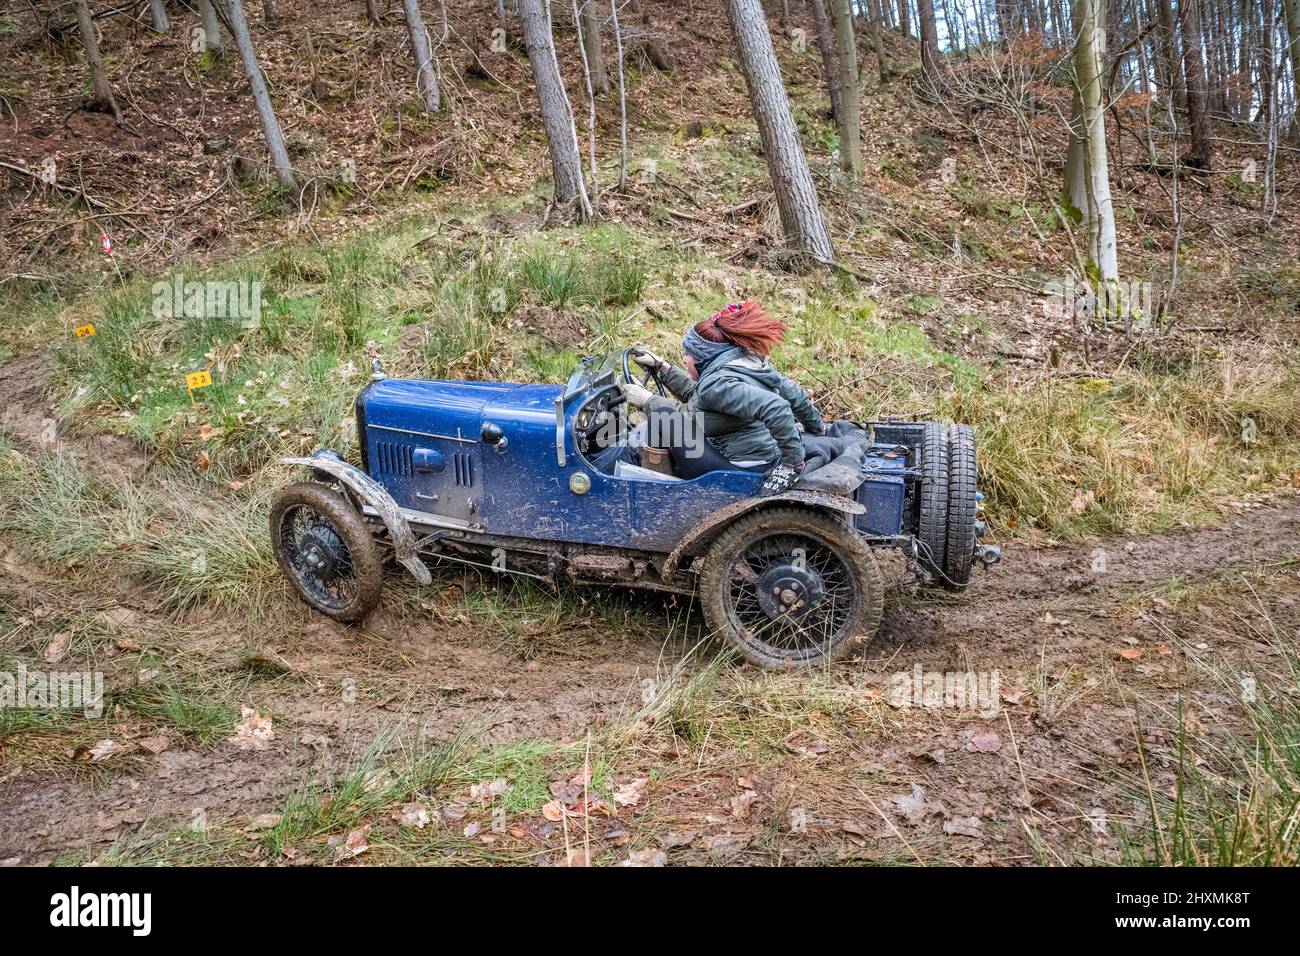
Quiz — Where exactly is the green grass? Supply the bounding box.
[1125,686,1300,866]
[260,718,476,859]
[113,683,241,744]
[0,437,282,612]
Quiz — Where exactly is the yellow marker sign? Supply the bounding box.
[186,370,212,406]
[75,324,96,338]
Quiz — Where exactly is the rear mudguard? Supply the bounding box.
[279,451,432,586]
[660,491,866,581]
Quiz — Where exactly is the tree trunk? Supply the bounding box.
[897,0,910,35]
[1258,0,1277,128]
[366,0,382,24]
[578,1,610,95]
[1063,88,1089,217]
[722,0,834,262]
[1154,0,1182,108]
[263,0,276,25]
[867,0,890,82]
[518,0,592,219]
[611,0,630,188]
[829,0,860,175]
[916,0,942,88]
[402,0,442,112]
[74,0,122,123]
[198,0,224,52]
[1178,0,1213,169]
[627,0,673,71]
[223,0,295,190]
[1072,0,1118,281]
[1284,0,1300,126]
[148,0,171,32]
[807,0,842,121]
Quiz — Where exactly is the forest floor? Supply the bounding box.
[2,3,1299,865]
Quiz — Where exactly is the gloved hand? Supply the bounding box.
[761,461,803,496]
[623,382,653,408]
[631,348,666,371]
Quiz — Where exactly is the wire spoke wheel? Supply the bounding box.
[700,508,883,669]
[270,482,383,622]
[279,505,361,609]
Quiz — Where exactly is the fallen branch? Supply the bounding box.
[0,160,110,210]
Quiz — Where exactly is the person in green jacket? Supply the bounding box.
[625,300,829,494]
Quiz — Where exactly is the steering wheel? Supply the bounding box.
[619,347,669,398]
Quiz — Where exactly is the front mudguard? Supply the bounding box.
[278,450,432,586]
[660,491,867,581]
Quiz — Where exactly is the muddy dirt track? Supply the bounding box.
[1,353,1297,864]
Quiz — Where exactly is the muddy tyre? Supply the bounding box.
[943,424,978,591]
[917,422,949,582]
[698,507,884,669]
[270,481,383,623]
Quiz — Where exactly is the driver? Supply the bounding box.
[625,300,828,494]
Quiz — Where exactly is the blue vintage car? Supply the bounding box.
[271,348,999,668]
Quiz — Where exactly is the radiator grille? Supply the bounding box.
[453,452,476,486]
[373,441,413,478]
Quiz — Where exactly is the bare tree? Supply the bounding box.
[897,0,910,35]
[578,1,610,94]
[866,0,891,83]
[365,0,382,24]
[807,0,842,121]
[1153,0,1183,111]
[1178,0,1213,169]
[402,0,442,112]
[722,0,834,261]
[1071,0,1118,281]
[198,0,224,52]
[916,0,943,89]
[830,0,860,175]
[572,0,599,190]
[222,0,295,190]
[148,0,171,32]
[1283,0,1300,130]
[612,0,630,188]
[263,0,276,25]
[518,0,593,220]
[74,0,122,123]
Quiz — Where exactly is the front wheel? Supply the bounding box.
[698,508,884,669]
[270,481,383,623]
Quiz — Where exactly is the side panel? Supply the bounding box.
[475,386,761,550]
[361,379,512,519]
[626,471,763,552]
[476,385,637,545]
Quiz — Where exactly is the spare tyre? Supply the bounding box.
[942,424,978,591]
[917,422,948,582]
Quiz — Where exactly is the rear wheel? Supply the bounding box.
[698,508,884,669]
[270,481,383,623]
[943,424,978,591]
[917,422,949,582]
